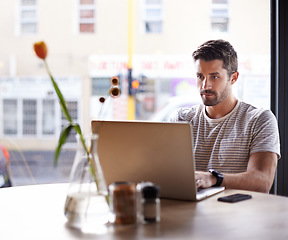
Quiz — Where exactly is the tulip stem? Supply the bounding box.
[43,59,103,202]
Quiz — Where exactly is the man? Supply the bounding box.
[169,39,280,193]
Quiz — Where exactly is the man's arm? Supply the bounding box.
[195,151,278,193]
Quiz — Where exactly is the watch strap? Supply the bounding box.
[209,169,224,187]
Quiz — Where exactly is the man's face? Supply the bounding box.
[195,59,235,106]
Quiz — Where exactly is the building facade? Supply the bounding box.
[0,0,270,150]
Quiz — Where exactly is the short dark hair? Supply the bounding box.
[192,39,238,75]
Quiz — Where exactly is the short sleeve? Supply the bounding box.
[250,110,281,159]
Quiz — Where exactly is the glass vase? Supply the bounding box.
[64,134,111,233]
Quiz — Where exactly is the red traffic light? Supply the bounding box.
[131,80,140,89]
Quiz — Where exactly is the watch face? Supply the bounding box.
[210,169,222,177]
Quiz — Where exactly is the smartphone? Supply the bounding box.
[218,193,252,203]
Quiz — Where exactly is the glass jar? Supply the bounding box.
[64,134,111,233]
[109,182,137,225]
[141,185,160,223]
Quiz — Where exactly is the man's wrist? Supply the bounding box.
[209,169,224,187]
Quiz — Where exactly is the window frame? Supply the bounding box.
[142,0,163,34]
[210,0,230,33]
[271,0,288,196]
[77,0,97,34]
[17,0,38,35]
[1,97,79,139]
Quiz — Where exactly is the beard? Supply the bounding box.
[200,82,231,106]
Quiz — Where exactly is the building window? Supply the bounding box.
[19,0,38,34]
[23,99,37,135]
[3,99,18,135]
[42,99,56,135]
[143,0,163,33]
[211,0,229,32]
[2,98,59,138]
[78,0,96,33]
[92,77,111,96]
[61,101,78,143]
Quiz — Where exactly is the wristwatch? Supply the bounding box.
[209,169,224,187]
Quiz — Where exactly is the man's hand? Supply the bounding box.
[195,171,217,189]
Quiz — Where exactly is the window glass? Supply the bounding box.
[92,78,111,96]
[21,0,36,5]
[143,0,162,33]
[20,23,37,34]
[3,99,18,135]
[80,9,94,18]
[146,0,161,4]
[211,18,228,32]
[211,0,229,32]
[80,0,94,4]
[146,9,161,17]
[78,0,96,33]
[0,0,270,185]
[19,0,38,34]
[80,23,94,32]
[21,10,36,19]
[22,99,37,135]
[212,0,227,4]
[212,9,228,16]
[42,99,56,135]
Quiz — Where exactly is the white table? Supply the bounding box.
[1,183,288,239]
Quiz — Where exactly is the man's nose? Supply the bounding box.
[202,78,212,90]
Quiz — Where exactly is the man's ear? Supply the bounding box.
[231,71,239,85]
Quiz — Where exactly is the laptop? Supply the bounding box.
[91,120,224,201]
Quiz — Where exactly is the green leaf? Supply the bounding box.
[71,123,90,154]
[54,123,74,166]
[71,122,82,136]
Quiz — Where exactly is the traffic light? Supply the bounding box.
[131,80,140,89]
[128,74,152,95]
[128,69,140,95]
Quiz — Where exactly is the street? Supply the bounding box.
[9,150,75,186]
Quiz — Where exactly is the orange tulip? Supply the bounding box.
[33,41,48,60]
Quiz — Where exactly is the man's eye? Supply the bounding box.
[197,75,204,80]
[211,76,219,80]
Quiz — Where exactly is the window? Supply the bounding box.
[2,98,58,137]
[23,99,37,135]
[3,99,18,135]
[211,0,229,32]
[92,77,111,96]
[78,0,96,33]
[42,99,56,135]
[0,0,271,186]
[19,0,38,34]
[143,0,163,33]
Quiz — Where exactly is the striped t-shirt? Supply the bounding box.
[168,100,281,173]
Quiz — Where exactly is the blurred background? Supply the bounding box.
[0,0,270,186]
